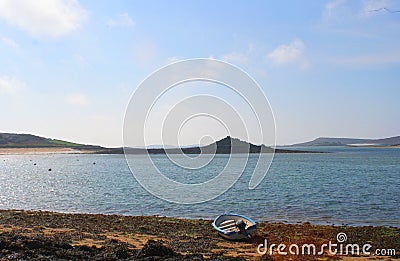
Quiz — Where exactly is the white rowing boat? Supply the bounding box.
[212,213,256,240]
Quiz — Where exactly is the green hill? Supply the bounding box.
[0,133,101,149]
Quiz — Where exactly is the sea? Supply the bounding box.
[1,146,399,227]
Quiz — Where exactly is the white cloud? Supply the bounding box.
[66,93,90,106]
[0,75,27,94]
[267,39,309,68]
[107,12,135,27]
[1,36,18,49]
[0,0,87,37]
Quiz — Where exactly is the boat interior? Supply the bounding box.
[217,219,252,233]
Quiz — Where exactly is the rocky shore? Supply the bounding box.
[0,210,399,260]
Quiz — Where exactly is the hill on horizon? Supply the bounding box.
[0,133,102,150]
[125,136,274,154]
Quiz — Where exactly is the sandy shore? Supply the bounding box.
[0,148,93,155]
[0,210,399,260]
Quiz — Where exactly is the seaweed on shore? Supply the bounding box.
[0,210,399,260]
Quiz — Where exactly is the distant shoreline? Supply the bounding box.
[346,144,400,148]
[0,134,321,155]
[0,147,94,155]
[0,147,319,155]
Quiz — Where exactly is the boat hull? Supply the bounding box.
[212,213,256,240]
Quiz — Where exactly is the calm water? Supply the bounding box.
[0,147,399,227]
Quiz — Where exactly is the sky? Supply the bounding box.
[0,0,399,147]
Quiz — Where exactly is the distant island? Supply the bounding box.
[289,135,400,147]
[124,136,314,154]
[0,133,313,154]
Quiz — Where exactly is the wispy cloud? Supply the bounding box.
[0,75,27,94]
[1,36,19,49]
[66,93,90,106]
[220,52,249,65]
[166,56,182,64]
[327,52,400,67]
[325,0,346,17]
[360,0,390,17]
[132,40,158,66]
[220,44,255,65]
[323,0,398,20]
[74,54,90,68]
[0,0,87,37]
[267,39,309,68]
[107,12,135,27]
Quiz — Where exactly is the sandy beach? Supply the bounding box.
[0,210,398,260]
[0,148,93,155]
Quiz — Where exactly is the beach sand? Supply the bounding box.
[0,148,93,155]
[0,210,398,260]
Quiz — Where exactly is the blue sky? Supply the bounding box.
[1,0,399,147]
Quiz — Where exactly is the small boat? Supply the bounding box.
[212,213,256,240]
